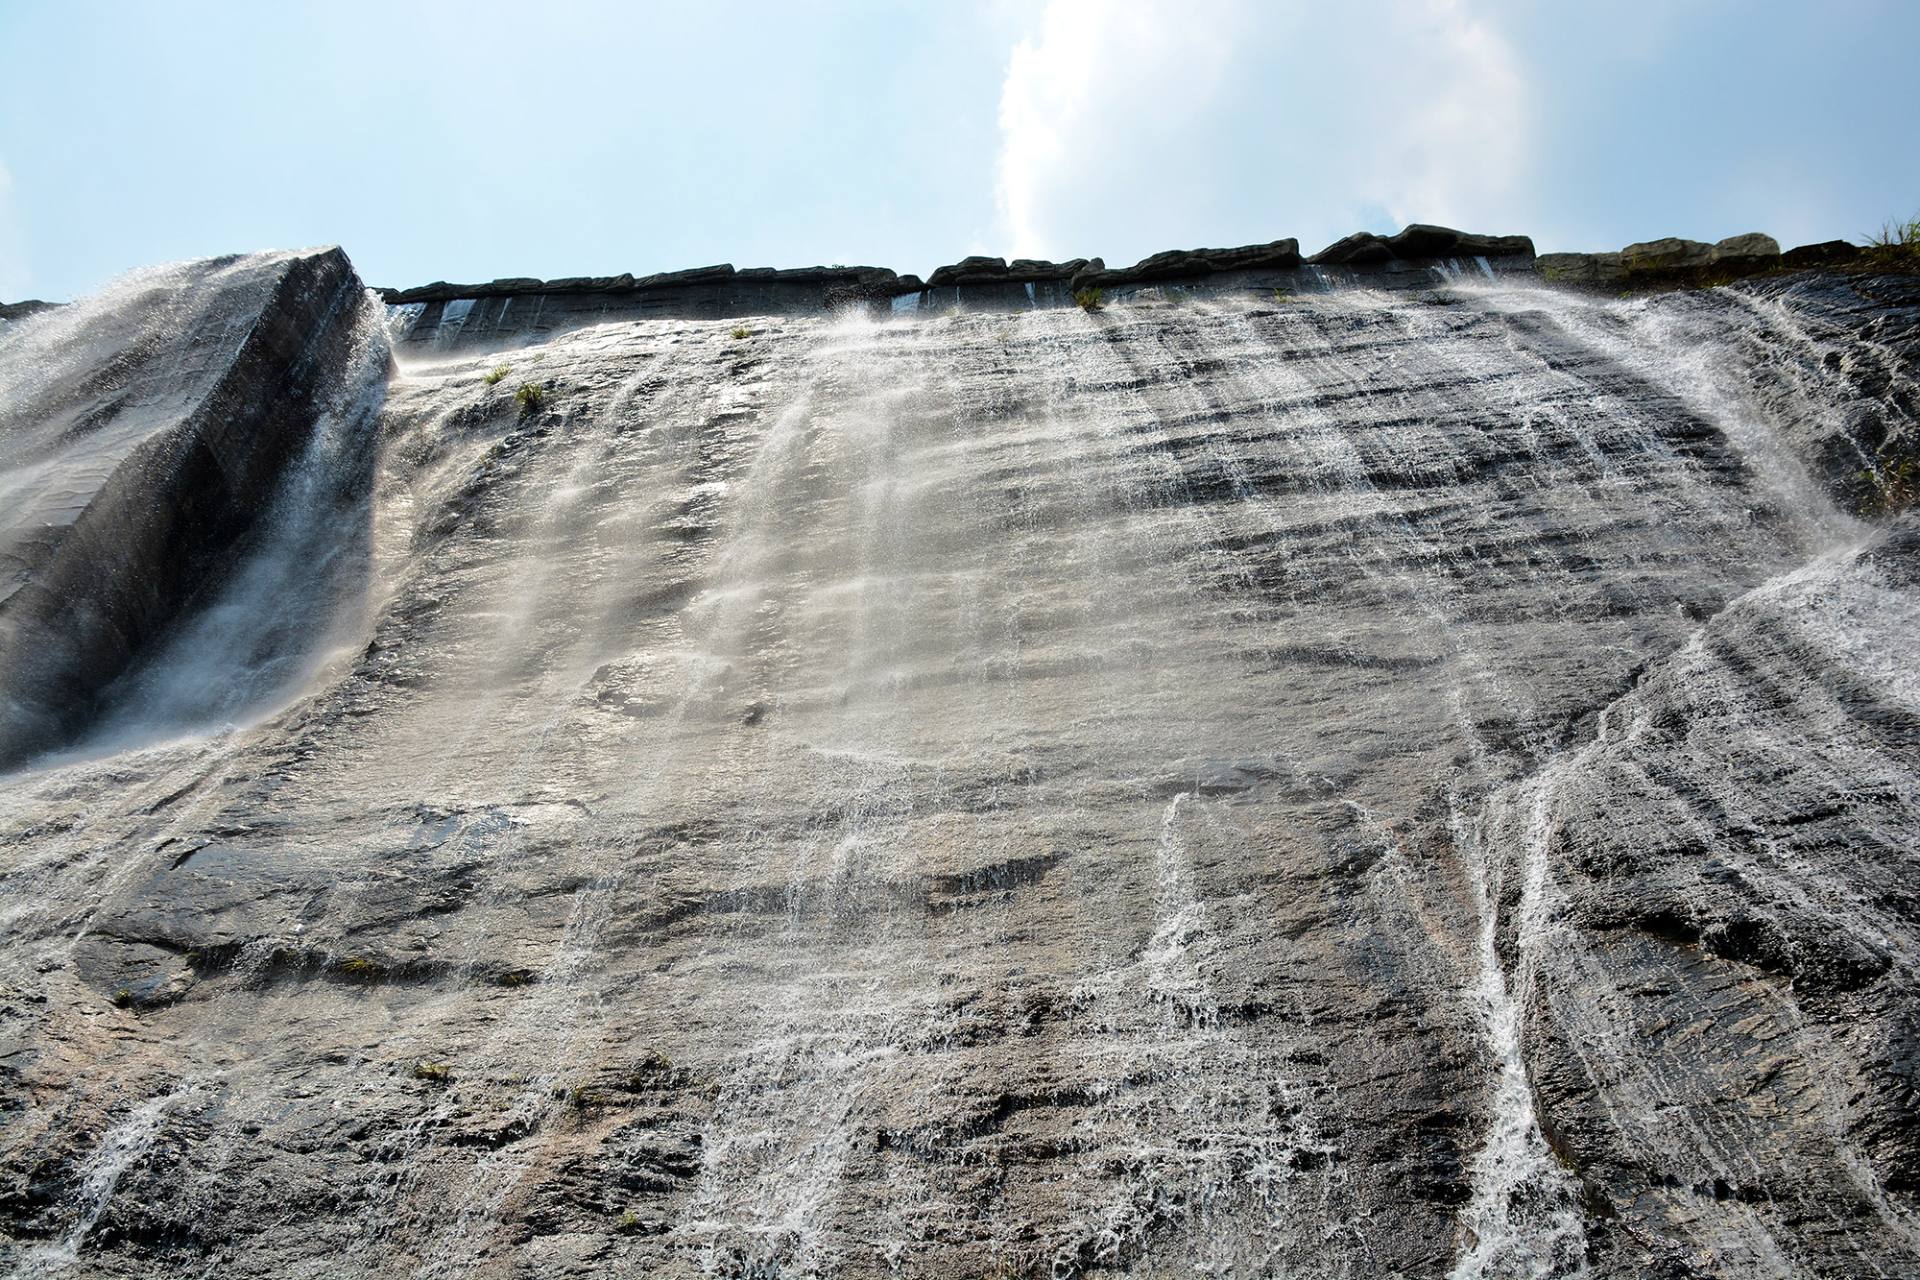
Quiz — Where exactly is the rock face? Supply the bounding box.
[380,226,1878,346]
[384,265,902,349]
[0,300,58,323]
[924,256,1091,288]
[381,262,900,304]
[1536,250,1628,287]
[1707,231,1781,266]
[0,248,1917,1280]
[0,249,388,769]
[1072,238,1304,287]
[904,229,1531,314]
[1786,239,1865,268]
[392,228,1535,342]
[1543,233,1803,289]
[1309,226,1533,266]
[1620,236,1718,273]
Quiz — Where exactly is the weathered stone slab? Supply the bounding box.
[1709,231,1782,267]
[1622,236,1716,273]
[0,248,384,766]
[1537,251,1628,286]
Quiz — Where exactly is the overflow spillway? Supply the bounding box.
[0,247,1917,1279]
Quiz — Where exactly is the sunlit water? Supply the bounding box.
[0,270,1914,1278]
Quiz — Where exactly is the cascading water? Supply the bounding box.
[0,256,1916,1280]
[20,1083,198,1274]
[72,298,392,760]
[1449,772,1586,1280]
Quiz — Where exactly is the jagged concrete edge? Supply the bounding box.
[5,228,1887,324]
[374,226,1539,304]
[365,225,1886,309]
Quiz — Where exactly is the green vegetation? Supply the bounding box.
[553,1083,602,1108]
[483,363,511,386]
[1272,289,1298,303]
[1865,214,1920,270]
[493,968,534,988]
[623,1049,675,1091]
[729,325,751,340]
[111,988,134,1008]
[335,955,385,979]
[1860,453,1919,517]
[514,382,547,419]
[411,1059,453,1083]
[1073,287,1105,312]
[615,1210,643,1234]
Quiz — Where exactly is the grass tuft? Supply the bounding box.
[729,325,751,340]
[1860,452,1919,517]
[483,364,510,386]
[514,382,547,419]
[1865,214,1920,270]
[552,1083,602,1108]
[1073,287,1104,312]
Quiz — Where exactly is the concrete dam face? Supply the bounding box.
[0,239,1917,1279]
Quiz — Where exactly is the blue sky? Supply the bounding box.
[1,0,1916,301]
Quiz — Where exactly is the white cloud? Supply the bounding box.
[0,158,29,299]
[996,0,1236,257]
[993,0,1534,263]
[1360,0,1531,233]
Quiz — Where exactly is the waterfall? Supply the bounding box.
[73,292,392,758]
[22,1083,199,1274]
[1,259,1916,1279]
[1450,775,1586,1280]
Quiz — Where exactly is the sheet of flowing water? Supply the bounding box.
[0,274,1910,1279]
[19,1082,200,1275]
[77,295,393,756]
[0,288,391,974]
[0,260,274,575]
